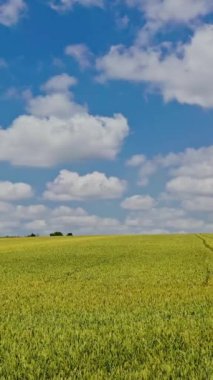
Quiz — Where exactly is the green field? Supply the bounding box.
[0,234,212,379]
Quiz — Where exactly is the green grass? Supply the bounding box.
[0,234,212,379]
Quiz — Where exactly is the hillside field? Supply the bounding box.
[0,234,212,379]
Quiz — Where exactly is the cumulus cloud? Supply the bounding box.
[121,195,156,210]
[65,44,93,68]
[182,197,213,212]
[0,181,33,201]
[0,113,128,167]
[0,0,26,26]
[50,0,103,12]
[0,74,129,167]
[166,177,213,196]
[0,220,20,233]
[127,144,213,214]
[125,207,204,232]
[126,0,213,41]
[128,145,213,185]
[27,91,86,119]
[97,25,213,108]
[44,170,126,201]
[14,205,48,219]
[161,146,213,210]
[127,0,213,23]
[0,199,213,236]
[0,201,13,212]
[126,154,146,167]
[25,219,47,231]
[48,207,121,234]
[0,203,123,236]
[41,73,77,94]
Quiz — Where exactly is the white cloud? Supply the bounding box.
[138,161,157,186]
[52,205,87,217]
[124,0,213,47]
[0,181,33,201]
[24,204,200,236]
[0,200,122,236]
[161,146,213,209]
[14,205,48,219]
[121,195,156,210]
[0,75,129,167]
[0,201,13,212]
[126,0,213,30]
[44,170,126,201]
[27,92,85,118]
[0,112,128,167]
[0,220,20,233]
[182,197,213,212]
[170,148,213,179]
[0,199,213,236]
[125,206,204,232]
[126,154,146,167]
[49,213,120,232]
[23,205,123,236]
[50,0,103,12]
[126,154,158,186]
[65,44,93,68]
[0,203,48,233]
[128,145,213,186]
[0,0,26,26]
[166,177,213,196]
[97,25,213,108]
[129,144,213,215]
[25,219,47,231]
[41,73,77,94]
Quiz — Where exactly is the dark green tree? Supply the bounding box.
[50,231,63,237]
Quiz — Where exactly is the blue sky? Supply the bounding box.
[0,0,213,235]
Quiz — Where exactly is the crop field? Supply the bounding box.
[0,234,212,379]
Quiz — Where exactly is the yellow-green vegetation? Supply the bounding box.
[0,234,212,379]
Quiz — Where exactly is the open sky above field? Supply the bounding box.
[0,0,213,235]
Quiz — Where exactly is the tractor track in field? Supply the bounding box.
[195,234,212,286]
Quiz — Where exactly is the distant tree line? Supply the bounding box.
[50,232,73,237]
[27,233,38,237]
[1,232,73,238]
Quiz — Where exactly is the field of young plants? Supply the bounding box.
[0,234,212,379]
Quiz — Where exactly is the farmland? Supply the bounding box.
[0,234,212,379]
